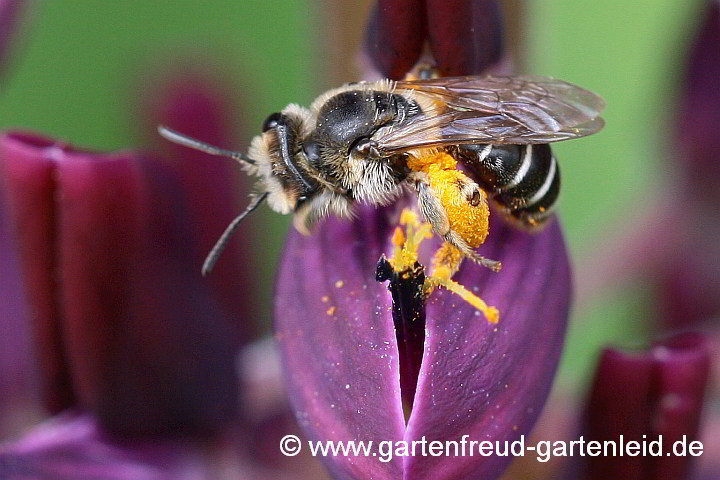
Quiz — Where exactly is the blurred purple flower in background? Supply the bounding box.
[577,0,720,330]
[0,5,325,473]
[582,333,709,480]
[504,3,720,479]
[657,0,720,329]
[1,130,242,433]
[500,333,710,480]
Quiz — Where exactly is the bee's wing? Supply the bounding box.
[374,75,605,154]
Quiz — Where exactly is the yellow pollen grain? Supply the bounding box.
[412,224,433,245]
[321,295,329,303]
[326,306,336,316]
[335,280,344,288]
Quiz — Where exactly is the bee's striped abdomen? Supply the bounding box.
[454,143,560,228]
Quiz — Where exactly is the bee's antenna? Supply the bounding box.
[157,125,255,165]
[201,192,269,276]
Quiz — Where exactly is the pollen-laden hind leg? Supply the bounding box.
[443,230,502,272]
[409,151,502,272]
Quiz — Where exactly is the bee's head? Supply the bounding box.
[248,104,320,215]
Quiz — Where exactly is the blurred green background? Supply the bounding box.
[0,0,706,391]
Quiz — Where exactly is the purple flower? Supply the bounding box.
[499,333,711,480]
[276,4,572,478]
[575,0,720,329]
[275,206,571,480]
[365,0,504,78]
[0,59,333,477]
[365,0,426,79]
[0,341,330,480]
[0,130,241,435]
[656,0,720,328]
[0,68,259,433]
[583,333,710,480]
[0,414,218,480]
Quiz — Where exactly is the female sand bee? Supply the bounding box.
[159,72,604,276]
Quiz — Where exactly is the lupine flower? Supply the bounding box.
[0,63,328,477]
[0,130,243,433]
[582,333,709,480]
[276,2,572,479]
[499,333,711,480]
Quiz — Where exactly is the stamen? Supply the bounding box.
[382,208,499,324]
[425,272,499,324]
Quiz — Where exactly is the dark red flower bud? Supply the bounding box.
[365,0,427,79]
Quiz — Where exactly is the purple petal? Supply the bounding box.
[405,220,570,479]
[584,333,710,480]
[236,339,333,478]
[426,0,504,76]
[275,205,407,479]
[0,160,38,436]
[0,133,75,414]
[0,413,218,479]
[275,204,571,480]
[364,0,427,79]
[375,255,427,410]
[658,0,720,327]
[0,131,242,436]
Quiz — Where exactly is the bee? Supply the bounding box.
[159,72,604,276]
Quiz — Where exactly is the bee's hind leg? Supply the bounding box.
[444,230,503,272]
[413,175,502,272]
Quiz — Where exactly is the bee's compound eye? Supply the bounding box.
[303,140,321,165]
[262,112,283,132]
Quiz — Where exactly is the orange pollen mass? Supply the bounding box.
[407,152,490,248]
